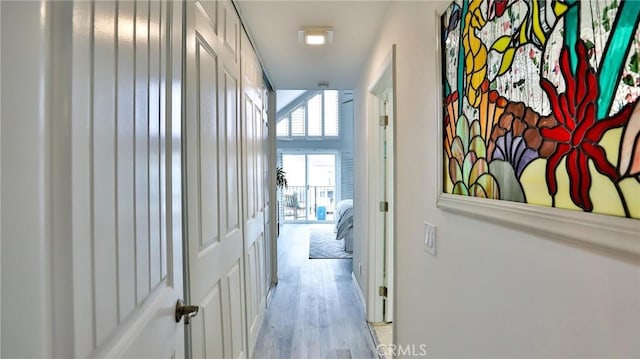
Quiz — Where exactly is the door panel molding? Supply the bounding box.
[225,71,241,232]
[192,281,224,359]
[195,36,221,250]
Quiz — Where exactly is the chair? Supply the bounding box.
[283,193,306,219]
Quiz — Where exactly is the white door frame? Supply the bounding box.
[366,45,396,324]
[268,90,278,285]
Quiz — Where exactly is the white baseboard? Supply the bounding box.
[352,272,366,311]
[265,280,276,305]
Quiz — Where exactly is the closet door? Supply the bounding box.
[183,1,246,358]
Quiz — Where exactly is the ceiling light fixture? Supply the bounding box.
[298,27,333,46]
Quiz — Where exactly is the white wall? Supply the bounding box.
[1,2,53,356]
[276,90,306,112]
[354,1,640,357]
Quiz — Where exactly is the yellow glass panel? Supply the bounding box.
[619,177,640,218]
[588,161,625,217]
[600,128,622,166]
[520,158,552,206]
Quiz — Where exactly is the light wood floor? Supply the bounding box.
[252,224,377,359]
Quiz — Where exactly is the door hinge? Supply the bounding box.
[379,286,388,297]
[379,201,389,212]
[379,115,388,127]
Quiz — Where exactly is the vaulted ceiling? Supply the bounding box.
[235,1,391,90]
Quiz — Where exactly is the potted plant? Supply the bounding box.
[276,166,288,189]
[275,166,287,236]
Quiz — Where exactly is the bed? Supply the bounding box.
[335,199,354,252]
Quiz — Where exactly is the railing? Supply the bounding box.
[278,185,336,221]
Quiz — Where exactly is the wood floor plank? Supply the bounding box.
[252,224,377,359]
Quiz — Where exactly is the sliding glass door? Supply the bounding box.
[281,153,336,222]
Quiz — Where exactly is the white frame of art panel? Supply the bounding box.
[433,2,640,259]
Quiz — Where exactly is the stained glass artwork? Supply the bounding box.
[441,0,640,219]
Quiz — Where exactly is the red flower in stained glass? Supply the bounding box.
[539,40,636,212]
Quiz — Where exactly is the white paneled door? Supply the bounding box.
[68,1,187,357]
[184,1,247,358]
[0,0,198,357]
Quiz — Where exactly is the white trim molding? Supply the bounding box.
[352,272,367,312]
[437,194,640,258]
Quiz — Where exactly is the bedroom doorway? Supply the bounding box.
[280,153,337,222]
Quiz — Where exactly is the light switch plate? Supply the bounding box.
[424,222,436,256]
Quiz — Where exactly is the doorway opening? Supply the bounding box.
[274,89,354,259]
[274,88,354,255]
[366,44,396,351]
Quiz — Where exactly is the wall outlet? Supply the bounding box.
[424,222,436,256]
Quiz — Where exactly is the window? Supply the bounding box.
[324,90,339,136]
[277,90,340,138]
[291,106,305,136]
[277,116,289,137]
[307,94,322,136]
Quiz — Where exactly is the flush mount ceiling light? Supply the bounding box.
[298,27,333,46]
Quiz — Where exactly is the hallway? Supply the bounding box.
[3,1,639,357]
[253,225,376,359]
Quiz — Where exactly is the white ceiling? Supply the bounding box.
[235,0,391,90]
